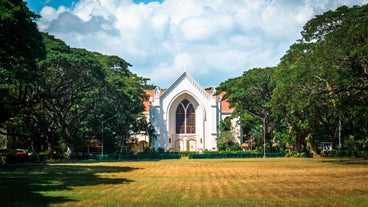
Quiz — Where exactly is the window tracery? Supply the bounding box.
[176,99,195,134]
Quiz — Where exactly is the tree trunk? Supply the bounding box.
[47,135,54,159]
[66,145,72,159]
[295,135,303,153]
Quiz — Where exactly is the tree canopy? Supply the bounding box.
[22,33,148,156]
[218,4,368,156]
[0,0,45,123]
[0,0,149,157]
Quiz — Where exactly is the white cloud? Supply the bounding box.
[39,6,69,30]
[37,0,368,88]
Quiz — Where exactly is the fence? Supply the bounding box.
[189,152,285,159]
[94,153,181,161]
[90,152,285,160]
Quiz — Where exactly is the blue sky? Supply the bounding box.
[25,0,368,88]
[26,0,74,13]
[26,1,163,13]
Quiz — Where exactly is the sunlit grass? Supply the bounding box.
[1,158,367,206]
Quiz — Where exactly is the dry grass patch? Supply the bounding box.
[1,158,367,206]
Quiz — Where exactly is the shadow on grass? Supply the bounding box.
[0,163,138,206]
[321,158,368,165]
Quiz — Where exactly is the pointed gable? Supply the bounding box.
[161,71,211,101]
[142,71,234,113]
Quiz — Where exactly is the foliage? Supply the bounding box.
[217,5,368,156]
[0,0,46,123]
[0,155,5,165]
[142,83,158,90]
[1,24,148,157]
[248,125,265,151]
[157,147,165,153]
[271,4,368,154]
[216,131,239,151]
[217,67,275,122]
[217,67,275,152]
[219,117,232,132]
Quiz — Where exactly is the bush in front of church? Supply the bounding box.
[216,131,240,151]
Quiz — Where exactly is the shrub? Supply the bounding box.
[228,145,241,151]
[0,156,6,165]
[157,147,165,153]
[37,151,50,161]
[286,151,310,158]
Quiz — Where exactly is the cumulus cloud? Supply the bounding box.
[38,0,368,88]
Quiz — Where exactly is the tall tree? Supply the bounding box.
[217,67,275,154]
[272,5,368,153]
[13,33,147,157]
[0,0,45,123]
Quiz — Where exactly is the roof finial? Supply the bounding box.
[183,64,188,72]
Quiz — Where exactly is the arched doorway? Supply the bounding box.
[138,140,149,152]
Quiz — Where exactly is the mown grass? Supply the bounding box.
[0,158,367,206]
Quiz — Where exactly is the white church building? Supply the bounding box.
[137,71,241,152]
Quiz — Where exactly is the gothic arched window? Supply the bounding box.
[176,99,195,134]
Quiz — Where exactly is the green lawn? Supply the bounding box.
[0,158,367,206]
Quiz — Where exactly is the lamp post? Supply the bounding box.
[101,115,116,156]
[263,113,269,158]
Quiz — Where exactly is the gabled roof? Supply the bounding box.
[161,71,211,101]
[143,90,233,113]
[142,71,234,113]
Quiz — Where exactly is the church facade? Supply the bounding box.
[138,71,240,152]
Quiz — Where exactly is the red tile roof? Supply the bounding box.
[143,90,154,112]
[215,91,233,113]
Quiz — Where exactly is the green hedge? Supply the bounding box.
[189,152,285,159]
[95,153,181,160]
[322,150,368,158]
